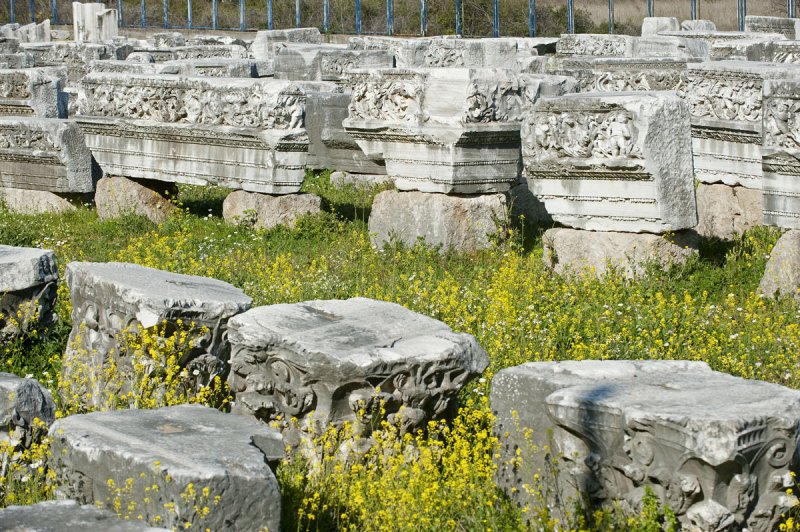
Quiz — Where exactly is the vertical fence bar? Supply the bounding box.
[789,0,795,17]
[492,0,499,36]
[140,0,145,28]
[51,0,56,24]
[455,0,461,34]
[163,0,168,28]
[421,0,427,35]
[295,0,300,27]
[188,0,192,28]
[267,0,273,29]
[646,0,653,17]
[28,0,33,22]
[386,0,392,34]
[356,0,361,34]
[567,0,574,33]
[691,0,697,19]
[9,0,14,24]
[324,0,329,31]
[608,0,613,33]
[737,0,745,30]
[212,0,218,29]
[117,0,122,27]
[240,0,245,30]
[528,0,534,36]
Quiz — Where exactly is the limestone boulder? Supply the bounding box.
[369,190,508,252]
[0,500,168,531]
[0,372,55,446]
[49,405,282,532]
[95,176,176,224]
[222,190,322,230]
[492,360,800,531]
[695,183,762,240]
[228,297,489,435]
[542,228,698,278]
[759,229,800,301]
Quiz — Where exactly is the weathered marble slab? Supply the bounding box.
[343,68,577,193]
[130,44,248,63]
[0,51,34,68]
[64,262,252,400]
[76,73,336,193]
[305,90,386,174]
[251,27,321,61]
[641,16,679,35]
[0,68,62,118]
[0,21,50,43]
[73,2,118,44]
[150,31,185,48]
[21,42,127,84]
[228,297,489,435]
[274,43,393,82]
[522,92,696,233]
[555,33,708,59]
[49,405,282,531]
[0,500,168,531]
[658,30,787,48]
[681,19,716,31]
[0,117,92,194]
[685,61,800,188]
[492,360,800,531]
[745,15,800,39]
[739,40,800,63]
[546,56,691,92]
[762,79,800,229]
[89,57,271,78]
[0,372,55,446]
[0,245,57,337]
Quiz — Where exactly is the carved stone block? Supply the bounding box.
[762,79,800,229]
[0,68,62,118]
[0,117,92,194]
[0,372,55,446]
[681,19,716,31]
[555,33,707,59]
[522,92,697,233]
[250,28,321,61]
[546,56,690,92]
[274,43,393,82]
[343,68,577,194]
[0,245,58,337]
[21,42,120,84]
[64,262,252,399]
[745,15,800,39]
[305,90,386,174]
[90,57,271,78]
[741,40,800,64]
[72,2,118,44]
[686,61,800,189]
[76,73,337,194]
[641,17,680,36]
[492,360,800,531]
[0,500,169,531]
[49,405,282,531]
[227,297,489,435]
[658,30,786,48]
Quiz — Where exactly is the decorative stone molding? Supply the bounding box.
[762,79,800,229]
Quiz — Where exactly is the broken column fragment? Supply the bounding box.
[0,245,58,337]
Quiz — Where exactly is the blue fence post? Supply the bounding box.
[421,0,427,36]
[492,0,499,36]
[567,0,574,33]
[117,0,122,27]
[240,0,245,30]
[28,0,33,22]
[212,0,218,30]
[788,0,795,17]
[267,0,273,29]
[455,0,461,34]
[295,0,300,27]
[9,0,14,24]
[608,0,613,33]
[324,0,330,32]
[387,0,393,35]
[188,0,192,28]
[737,0,745,30]
[140,0,145,28]
[528,0,535,36]
[163,0,168,28]
[356,0,362,34]
[691,0,697,19]
[646,0,653,17]
[51,0,57,24]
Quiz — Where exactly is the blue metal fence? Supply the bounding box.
[8,0,797,37]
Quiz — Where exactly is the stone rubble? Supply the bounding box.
[0,500,169,531]
[0,245,58,337]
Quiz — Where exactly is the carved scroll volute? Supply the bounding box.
[347,73,424,123]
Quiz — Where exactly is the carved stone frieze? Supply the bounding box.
[274,43,393,82]
[556,34,632,57]
[522,92,696,233]
[686,71,762,122]
[227,297,489,437]
[761,79,800,229]
[63,262,252,407]
[493,360,800,531]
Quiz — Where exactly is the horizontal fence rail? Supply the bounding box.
[2,0,796,37]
